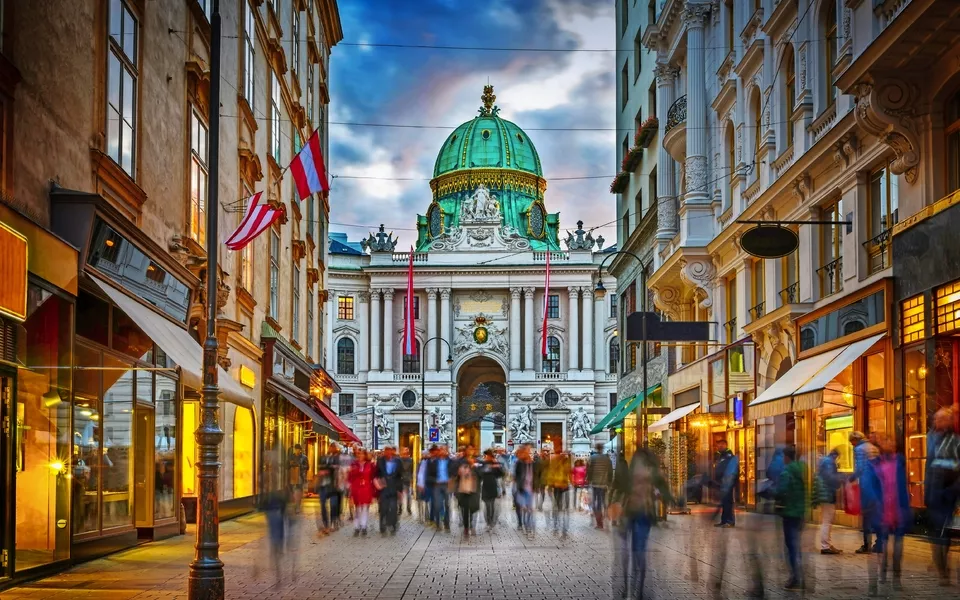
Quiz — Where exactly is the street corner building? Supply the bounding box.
[0,0,345,587]
[613,0,960,525]
[327,87,620,456]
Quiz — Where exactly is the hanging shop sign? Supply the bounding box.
[739,225,799,259]
[0,221,28,321]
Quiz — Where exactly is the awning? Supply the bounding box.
[590,394,634,435]
[90,274,254,408]
[312,363,342,394]
[591,384,663,435]
[316,400,362,445]
[268,385,339,441]
[648,402,700,433]
[747,333,884,419]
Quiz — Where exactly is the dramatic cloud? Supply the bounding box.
[329,0,616,248]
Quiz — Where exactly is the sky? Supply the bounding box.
[328,0,617,249]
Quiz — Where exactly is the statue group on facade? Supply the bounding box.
[460,185,501,222]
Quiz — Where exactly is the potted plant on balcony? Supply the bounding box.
[622,146,643,172]
[635,116,659,148]
[610,171,629,194]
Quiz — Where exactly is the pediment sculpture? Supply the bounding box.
[460,185,501,223]
[361,224,398,253]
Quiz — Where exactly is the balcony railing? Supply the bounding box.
[779,282,799,305]
[863,229,892,275]
[393,373,421,382]
[724,317,738,341]
[536,372,568,381]
[817,257,843,298]
[665,95,686,133]
[749,302,765,321]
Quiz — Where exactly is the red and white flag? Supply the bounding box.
[224,192,281,251]
[541,249,551,358]
[402,247,417,357]
[289,129,330,200]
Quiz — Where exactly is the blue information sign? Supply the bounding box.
[428,428,440,442]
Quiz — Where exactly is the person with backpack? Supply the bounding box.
[815,448,843,554]
[775,445,807,591]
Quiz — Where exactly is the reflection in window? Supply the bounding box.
[73,344,102,535]
[800,290,885,352]
[155,375,177,520]
[543,336,561,372]
[102,355,134,529]
[182,401,198,497]
[544,389,560,408]
[337,338,355,375]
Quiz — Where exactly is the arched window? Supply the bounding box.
[609,338,620,373]
[233,407,255,498]
[947,88,960,194]
[725,122,736,208]
[402,340,421,373]
[544,389,560,408]
[843,320,865,336]
[401,390,417,408]
[800,327,816,352]
[752,89,763,167]
[783,44,796,148]
[823,0,838,109]
[336,338,355,375]
[543,336,561,373]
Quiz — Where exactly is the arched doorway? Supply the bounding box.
[455,357,507,451]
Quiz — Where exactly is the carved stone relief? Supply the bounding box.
[853,80,921,183]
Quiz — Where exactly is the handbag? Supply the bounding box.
[844,482,861,516]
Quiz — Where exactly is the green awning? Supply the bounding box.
[592,384,663,435]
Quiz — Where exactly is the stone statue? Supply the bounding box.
[373,404,392,443]
[428,407,452,444]
[570,407,594,440]
[361,224,399,253]
[564,220,598,251]
[509,405,535,443]
[461,185,501,222]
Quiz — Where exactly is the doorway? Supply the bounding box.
[455,357,506,452]
[540,422,563,452]
[398,423,420,455]
[134,405,155,530]
[1,373,12,580]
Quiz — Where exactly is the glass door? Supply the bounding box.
[1,373,13,579]
[134,405,154,528]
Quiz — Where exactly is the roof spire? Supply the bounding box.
[479,84,497,116]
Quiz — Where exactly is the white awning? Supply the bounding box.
[747,347,844,419]
[648,403,700,433]
[90,274,254,408]
[792,333,884,411]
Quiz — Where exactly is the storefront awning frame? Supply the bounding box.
[648,402,700,433]
[265,380,340,441]
[591,384,663,434]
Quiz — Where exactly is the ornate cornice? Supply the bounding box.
[430,168,547,199]
[853,79,920,183]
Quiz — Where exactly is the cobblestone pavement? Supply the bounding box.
[2,498,958,599]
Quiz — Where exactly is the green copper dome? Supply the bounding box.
[433,114,542,178]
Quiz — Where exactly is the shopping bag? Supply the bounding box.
[844,482,861,516]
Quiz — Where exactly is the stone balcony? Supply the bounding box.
[663,94,686,163]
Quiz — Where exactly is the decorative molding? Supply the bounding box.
[306,267,319,288]
[679,258,717,310]
[292,239,307,264]
[853,80,921,184]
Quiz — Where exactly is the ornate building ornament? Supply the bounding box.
[682,3,711,27]
[563,220,603,251]
[686,155,708,194]
[853,79,921,183]
[361,224,399,253]
[679,258,717,309]
[509,405,535,443]
[654,64,680,85]
[833,133,859,169]
[792,173,813,202]
[460,185,502,223]
[453,315,508,358]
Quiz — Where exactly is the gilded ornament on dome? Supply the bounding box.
[474,325,488,344]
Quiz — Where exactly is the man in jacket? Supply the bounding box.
[315,446,341,534]
[849,431,881,553]
[514,444,536,534]
[287,444,309,514]
[587,444,613,529]
[926,407,960,585]
[817,448,843,554]
[375,446,403,535]
[398,446,414,516]
[776,446,807,590]
[425,445,451,531]
[713,440,739,527]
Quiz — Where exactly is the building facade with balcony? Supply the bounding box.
[327,88,618,455]
[638,0,960,520]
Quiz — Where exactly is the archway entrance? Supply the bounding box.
[455,357,506,452]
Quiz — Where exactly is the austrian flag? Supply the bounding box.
[224,192,282,251]
[290,129,330,200]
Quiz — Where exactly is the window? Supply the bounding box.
[725,0,734,54]
[337,338,355,374]
[948,89,960,194]
[726,123,736,208]
[823,0,838,108]
[868,163,899,237]
[620,0,628,36]
[403,295,421,319]
[544,389,560,408]
[634,189,642,223]
[402,340,421,373]
[752,90,763,164]
[780,238,799,304]
[306,66,314,126]
[726,274,738,339]
[648,81,656,118]
[648,168,657,213]
[610,292,618,317]
[543,336,561,372]
[622,135,629,168]
[610,392,618,411]
[547,294,560,319]
[269,228,280,320]
[238,186,254,292]
[292,263,301,342]
[401,390,417,408]
[634,29,643,80]
[290,7,300,74]
[271,74,281,163]
[820,200,843,296]
[338,393,354,415]
[233,407,255,498]
[784,44,796,148]
[243,1,255,111]
[752,260,764,316]
[338,296,354,320]
[106,0,139,176]
[306,289,314,358]
[196,0,211,19]
[621,63,629,109]
[189,110,208,245]
[609,337,620,373]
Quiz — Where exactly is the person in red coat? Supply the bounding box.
[348,449,376,536]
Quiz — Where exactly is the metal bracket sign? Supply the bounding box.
[625,312,711,342]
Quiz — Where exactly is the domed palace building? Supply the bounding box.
[327,86,618,454]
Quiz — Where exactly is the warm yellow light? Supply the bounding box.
[80,409,92,417]
[239,365,256,389]
[49,461,64,473]
[918,365,928,380]
[91,414,99,421]
[105,239,115,247]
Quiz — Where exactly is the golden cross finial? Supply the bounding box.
[481,84,496,115]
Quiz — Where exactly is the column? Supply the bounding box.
[382,289,394,371]
[440,288,452,369]
[426,288,438,372]
[681,4,714,247]
[509,288,522,371]
[370,290,382,371]
[735,260,752,343]
[654,63,679,261]
[568,287,580,371]
[581,288,594,371]
[357,291,369,373]
[325,290,337,371]
[523,288,535,371]
[713,278,727,346]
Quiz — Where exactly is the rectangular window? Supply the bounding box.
[197,0,211,19]
[621,63,629,108]
[271,74,281,163]
[338,296,354,320]
[901,295,925,344]
[620,0,628,35]
[269,228,280,321]
[403,295,421,319]
[239,188,254,292]
[820,201,843,296]
[610,392,618,411]
[633,29,642,80]
[306,195,315,240]
[291,7,300,74]
[751,260,764,315]
[292,263,301,342]
[726,275,737,339]
[243,1,255,111]
[306,66,314,125]
[936,281,960,335]
[547,294,560,319]
[106,0,138,176]
[610,292,618,318]
[189,110,208,245]
[648,81,656,118]
[869,164,899,236]
[338,393,354,415]
[306,289,314,358]
[780,241,799,304]
[725,0,734,53]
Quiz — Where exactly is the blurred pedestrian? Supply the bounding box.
[315,445,341,535]
[375,445,402,536]
[426,445,452,531]
[399,446,414,516]
[417,448,430,523]
[926,407,960,586]
[548,450,572,537]
[587,443,613,529]
[339,448,355,521]
[514,444,535,535]
[455,445,481,536]
[849,431,881,553]
[348,449,376,536]
[572,458,587,510]
[872,435,910,593]
[260,488,287,583]
[479,448,504,531]
[776,445,807,591]
[816,448,843,554]
[287,444,309,514]
[712,439,739,527]
[534,449,549,511]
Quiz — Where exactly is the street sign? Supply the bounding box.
[428,427,440,442]
[739,225,799,259]
[625,311,711,342]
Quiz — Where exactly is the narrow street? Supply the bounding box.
[2,501,956,599]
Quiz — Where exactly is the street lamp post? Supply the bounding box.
[420,336,453,451]
[594,251,649,448]
[190,1,224,598]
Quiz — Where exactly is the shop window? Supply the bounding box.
[402,340,421,373]
[547,294,560,319]
[816,360,855,494]
[337,338,355,375]
[233,406,255,498]
[15,284,73,569]
[339,393,354,415]
[866,352,886,437]
[155,375,176,520]
[543,336,561,372]
[73,344,102,535]
[106,0,139,176]
[903,344,929,508]
[901,295,925,344]
[182,401,198,497]
[948,89,960,194]
[101,354,134,529]
[935,280,960,334]
[77,290,110,347]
